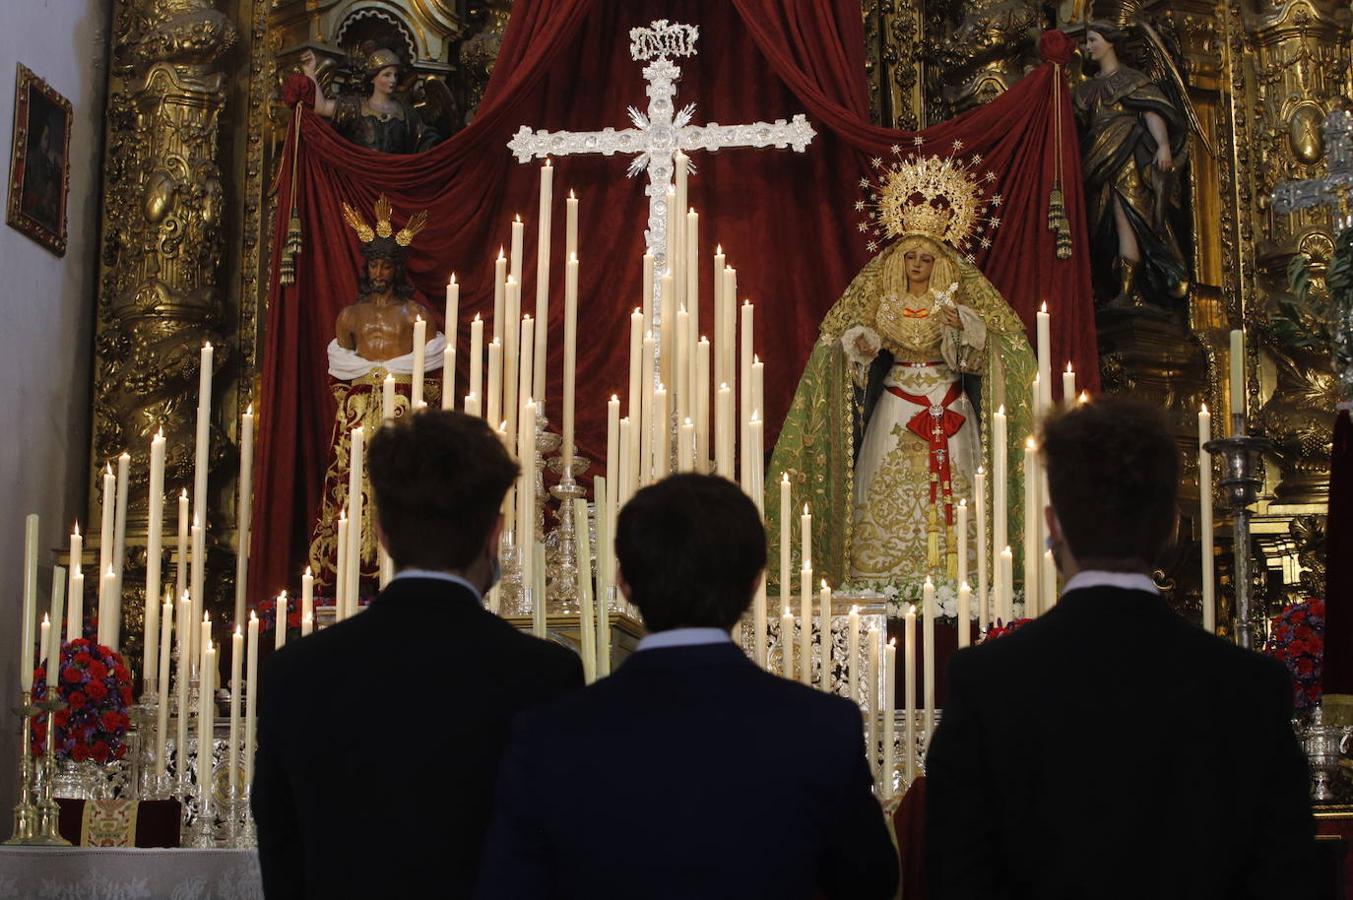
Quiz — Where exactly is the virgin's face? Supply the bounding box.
[1085,31,1111,62]
[904,248,935,288]
[372,66,399,97]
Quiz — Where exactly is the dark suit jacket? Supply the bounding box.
[475,641,899,900]
[251,577,584,899]
[925,585,1316,900]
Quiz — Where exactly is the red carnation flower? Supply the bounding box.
[90,741,110,763]
[100,710,122,731]
[85,680,108,701]
[67,691,87,709]
[71,744,89,762]
[73,652,93,667]
[62,667,82,684]
[88,660,108,680]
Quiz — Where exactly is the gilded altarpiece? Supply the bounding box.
[866,0,1351,623]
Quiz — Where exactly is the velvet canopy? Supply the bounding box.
[249,0,1097,603]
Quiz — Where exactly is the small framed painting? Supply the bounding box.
[6,63,72,256]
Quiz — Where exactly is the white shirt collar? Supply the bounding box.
[636,627,735,652]
[389,568,483,603]
[1061,570,1159,597]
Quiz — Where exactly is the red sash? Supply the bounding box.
[885,381,966,525]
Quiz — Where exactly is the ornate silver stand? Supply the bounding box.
[546,456,590,613]
[1204,417,1272,649]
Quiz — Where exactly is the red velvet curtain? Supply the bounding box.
[249,0,1097,604]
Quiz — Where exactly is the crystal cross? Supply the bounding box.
[507,19,816,324]
[1272,109,1353,234]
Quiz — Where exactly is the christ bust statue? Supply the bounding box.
[336,254,422,362]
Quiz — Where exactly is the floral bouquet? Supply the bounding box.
[31,639,133,763]
[1264,596,1324,712]
[853,577,1023,622]
[254,593,304,637]
[980,617,1033,643]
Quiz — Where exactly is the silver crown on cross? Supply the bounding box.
[629,19,699,62]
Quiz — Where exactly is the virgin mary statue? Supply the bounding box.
[766,152,1037,597]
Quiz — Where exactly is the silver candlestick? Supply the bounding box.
[546,454,590,612]
[1203,415,1272,649]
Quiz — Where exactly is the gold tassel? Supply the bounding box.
[1049,183,1072,260]
[280,103,304,286]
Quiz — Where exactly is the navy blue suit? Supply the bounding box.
[925,585,1316,900]
[252,577,583,899]
[476,641,899,899]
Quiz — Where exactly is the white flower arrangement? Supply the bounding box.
[848,577,1025,622]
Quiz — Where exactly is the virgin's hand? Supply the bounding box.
[1154,145,1173,172]
[942,305,962,328]
[854,334,876,357]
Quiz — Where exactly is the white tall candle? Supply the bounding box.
[504,277,521,451]
[595,474,612,678]
[799,565,813,687]
[740,300,754,481]
[492,248,506,344]
[956,499,968,589]
[753,559,767,668]
[234,407,255,629]
[469,315,484,417]
[675,307,690,425]
[442,347,455,412]
[534,160,553,407]
[715,383,732,478]
[696,337,711,471]
[820,580,833,694]
[245,612,258,784]
[98,464,115,608]
[175,593,190,785]
[411,316,427,410]
[618,418,632,508]
[487,339,503,428]
[993,406,1008,566]
[659,273,675,389]
[883,639,896,797]
[145,429,166,682]
[999,546,1014,623]
[47,568,65,688]
[958,582,972,648]
[800,503,812,570]
[189,517,204,659]
[781,607,795,680]
[686,209,699,409]
[509,215,524,285]
[1024,437,1040,617]
[229,627,242,792]
[100,566,118,649]
[193,342,213,529]
[113,452,130,612]
[867,626,881,782]
[1036,302,1052,414]
[975,467,988,630]
[654,384,669,478]
[722,267,738,447]
[1230,329,1245,425]
[1062,363,1076,405]
[67,523,83,641]
[1042,549,1057,611]
[38,616,48,688]
[566,189,578,261]
[679,417,695,471]
[574,498,596,684]
[175,491,188,607]
[302,566,314,628]
[641,331,657,483]
[154,592,171,782]
[1199,405,1215,632]
[445,272,460,355]
[562,253,579,468]
[274,591,287,650]
[848,606,861,703]
[904,606,916,784]
[749,413,763,507]
[674,153,688,311]
[20,514,38,691]
[923,576,936,741]
[780,474,791,606]
[347,425,364,617]
[627,307,644,479]
[197,640,215,822]
[335,512,348,622]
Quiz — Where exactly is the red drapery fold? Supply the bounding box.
[249,0,1097,605]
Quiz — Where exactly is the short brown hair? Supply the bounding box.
[1040,398,1179,569]
[367,410,519,570]
[616,474,766,631]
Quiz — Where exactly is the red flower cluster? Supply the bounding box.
[31,639,133,762]
[980,618,1033,643]
[1265,597,1325,711]
[280,72,315,109]
[253,594,304,636]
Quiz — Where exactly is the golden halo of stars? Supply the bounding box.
[856,137,1002,262]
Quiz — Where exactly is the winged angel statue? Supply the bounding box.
[1072,12,1213,309]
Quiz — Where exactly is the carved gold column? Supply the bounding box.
[89,0,238,665]
[863,0,927,129]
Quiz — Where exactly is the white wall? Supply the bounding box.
[0,0,108,820]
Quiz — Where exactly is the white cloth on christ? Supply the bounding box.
[326,333,446,381]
